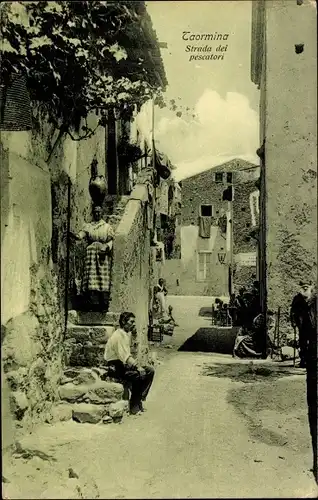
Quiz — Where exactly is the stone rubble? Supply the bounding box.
[51,403,73,422]
[108,400,129,419]
[10,390,29,420]
[53,366,129,425]
[72,403,109,424]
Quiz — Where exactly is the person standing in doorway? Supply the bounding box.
[70,205,114,311]
[235,287,248,327]
[153,278,168,319]
[305,284,317,484]
[228,293,238,326]
[290,281,314,368]
[104,312,155,415]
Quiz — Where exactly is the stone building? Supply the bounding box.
[156,172,182,260]
[163,159,260,296]
[1,3,170,432]
[0,116,104,429]
[251,0,317,333]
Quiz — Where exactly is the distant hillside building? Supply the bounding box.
[163,159,260,296]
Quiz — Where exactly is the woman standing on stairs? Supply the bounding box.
[70,205,115,312]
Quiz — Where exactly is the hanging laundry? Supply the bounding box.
[198,216,212,238]
[249,190,260,227]
[218,214,227,234]
[155,241,165,264]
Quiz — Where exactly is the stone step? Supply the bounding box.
[56,371,129,424]
[68,310,120,326]
[52,400,129,425]
[58,379,123,404]
[64,324,115,367]
[53,366,131,424]
[60,366,108,386]
[65,324,115,342]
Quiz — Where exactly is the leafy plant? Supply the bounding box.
[0,1,166,141]
[117,138,149,166]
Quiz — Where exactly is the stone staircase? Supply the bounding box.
[57,310,129,425]
[55,195,134,425]
[105,195,130,231]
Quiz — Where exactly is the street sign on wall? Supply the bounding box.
[234,252,257,267]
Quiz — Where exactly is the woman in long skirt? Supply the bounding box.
[71,206,115,311]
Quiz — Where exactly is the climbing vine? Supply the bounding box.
[0,1,167,137]
[1,0,197,151]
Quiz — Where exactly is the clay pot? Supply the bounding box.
[89,175,107,205]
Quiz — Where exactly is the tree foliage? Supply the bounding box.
[0,1,167,138]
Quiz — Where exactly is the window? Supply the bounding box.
[160,213,169,229]
[200,204,213,217]
[215,172,223,183]
[197,251,212,281]
[227,172,233,183]
[222,186,233,201]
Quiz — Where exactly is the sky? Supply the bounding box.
[146,1,260,181]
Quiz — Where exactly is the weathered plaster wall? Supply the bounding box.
[64,115,107,308]
[109,183,151,362]
[175,170,229,296]
[264,0,317,330]
[0,113,106,430]
[180,225,228,296]
[0,129,63,429]
[70,114,106,231]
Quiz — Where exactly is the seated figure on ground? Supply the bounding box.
[104,311,155,415]
[157,305,178,336]
[233,313,274,359]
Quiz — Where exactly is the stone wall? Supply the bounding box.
[263,0,317,332]
[0,129,64,429]
[232,179,259,291]
[165,161,259,296]
[233,180,258,254]
[233,266,257,292]
[2,272,63,429]
[1,133,62,427]
[0,112,107,431]
[181,169,228,226]
[109,183,151,362]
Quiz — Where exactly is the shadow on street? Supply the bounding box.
[178,326,239,354]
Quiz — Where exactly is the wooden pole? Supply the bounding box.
[276,306,281,354]
[64,176,72,339]
[293,326,297,367]
[228,183,234,296]
[152,97,155,167]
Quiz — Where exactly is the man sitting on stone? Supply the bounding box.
[104,312,155,415]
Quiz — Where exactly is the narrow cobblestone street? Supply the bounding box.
[4,296,317,499]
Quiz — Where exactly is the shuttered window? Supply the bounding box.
[197,251,212,281]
